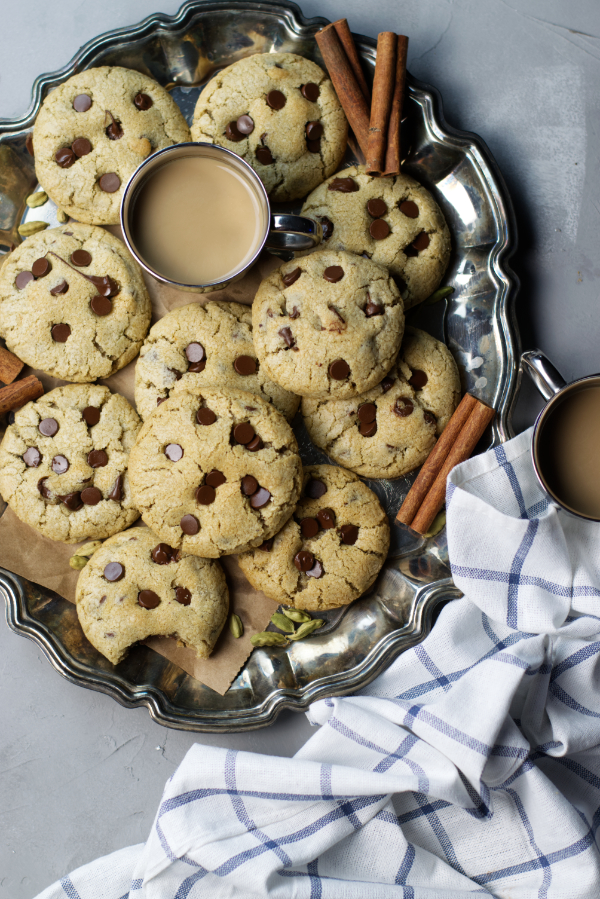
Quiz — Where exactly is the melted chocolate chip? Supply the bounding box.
[307,139,321,153]
[305,121,323,140]
[15,271,34,290]
[241,475,259,496]
[266,89,286,109]
[408,369,428,389]
[365,302,384,317]
[359,420,377,437]
[23,447,42,467]
[300,517,319,538]
[50,279,69,296]
[98,173,121,193]
[138,590,160,609]
[180,514,199,535]
[105,112,123,141]
[55,147,76,168]
[329,359,350,380]
[301,82,320,101]
[289,306,300,320]
[175,587,191,606]
[370,219,390,240]
[236,114,254,134]
[151,543,175,565]
[340,524,359,545]
[196,484,216,505]
[108,474,123,502]
[305,478,327,499]
[233,422,255,445]
[328,177,358,193]
[60,491,83,511]
[317,508,336,529]
[71,249,91,267]
[39,418,59,437]
[188,360,206,373]
[73,94,92,112]
[399,200,419,218]
[283,267,301,287]
[225,120,244,142]
[306,559,323,579]
[246,435,263,452]
[197,408,216,426]
[82,406,101,426]
[381,376,395,393]
[134,92,153,110]
[412,231,430,251]
[88,449,108,468]
[424,410,437,425]
[394,397,414,417]
[81,486,102,505]
[38,477,51,499]
[72,137,92,157]
[206,470,226,488]
[320,217,334,240]
[51,454,69,474]
[258,538,273,551]
[165,443,183,462]
[279,326,295,348]
[404,244,418,258]
[104,562,124,581]
[157,397,167,406]
[234,355,257,376]
[32,257,51,279]
[26,132,34,156]
[89,275,119,297]
[255,146,274,165]
[323,265,344,283]
[250,487,270,509]
[358,403,377,423]
[367,198,387,218]
[294,550,314,572]
[90,295,112,316]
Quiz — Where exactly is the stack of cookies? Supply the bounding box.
[0,52,460,669]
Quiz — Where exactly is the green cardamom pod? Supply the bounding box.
[78,540,103,558]
[17,221,49,237]
[229,614,244,639]
[288,619,325,641]
[425,285,455,305]
[282,608,312,624]
[250,631,289,647]
[56,209,69,224]
[25,191,48,208]
[270,612,296,633]
[423,510,446,538]
[69,555,88,570]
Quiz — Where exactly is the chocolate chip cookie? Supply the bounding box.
[0,223,151,381]
[190,52,347,201]
[127,386,303,557]
[0,385,141,543]
[300,165,451,309]
[302,327,461,479]
[237,465,389,610]
[135,301,300,422]
[32,66,190,225]
[252,249,404,400]
[76,527,229,665]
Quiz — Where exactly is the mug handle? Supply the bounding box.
[521,349,567,402]
[265,214,322,251]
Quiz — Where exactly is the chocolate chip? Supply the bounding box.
[175,587,191,606]
[250,487,270,509]
[225,120,244,142]
[289,306,300,320]
[365,302,384,317]
[340,524,359,545]
[358,403,377,423]
[55,147,76,168]
[206,470,226,488]
[328,177,358,193]
[255,146,274,165]
[26,132,34,156]
[370,219,390,240]
[138,590,160,609]
[71,249,91,267]
[23,447,42,467]
[323,265,344,283]
[39,418,58,437]
[320,217,334,240]
[188,360,206,373]
[394,397,414,417]
[399,200,419,218]
[157,397,167,406]
[241,475,259,496]
[165,443,183,462]
[317,508,336,529]
[404,244,418,258]
[329,359,350,380]
[301,82,320,101]
[307,139,321,153]
[412,231,430,251]
[185,342,205,364]
[424,410,437,425]
[367,198,387,218]
[294,550,314,572]
[381,376,395,393]
[60,491,83,511]
[134,92,153,110]
[408,369,428,389]
[359,420,377,437]
[38,477,51,499]
[266,90,286,109]
[82,406,101,426]
[50,279,69,295]
[87,449,108,468]
[283,267,301,287]
[197,408,216,426]
[305,121,323,140]
[305,478,327,499]
[233,422,255,445]
[236,114,254,134]
[300,517,319,538]
[108,474,123,502]
[246,435,263,452]
[258,538,273,551]
[73,94,92,112]
[52,322,71,343]
[196,484,216,505]
[104,562,124,581]
[72,137,92,157]
[234,355,257,376]
[32,257,51,279]
[98,173,120,193]
[279,326,295,348]
[90,275,119,297]
[90,295,112,316]
[105,112,124,141]
[81,487,102,505]
[15,271,34,290]
[180,514,199,535]
[306,559,323,579]
[51,454,69,474]
[151,543,175,565]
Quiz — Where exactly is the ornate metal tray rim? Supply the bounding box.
[0,0,520,731]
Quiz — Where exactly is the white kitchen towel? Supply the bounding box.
[36,427,600,898]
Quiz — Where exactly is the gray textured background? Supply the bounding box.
[1,1,599,895]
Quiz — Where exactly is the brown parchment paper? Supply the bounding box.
[0,236,284,695]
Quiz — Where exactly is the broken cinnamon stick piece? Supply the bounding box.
[384,34,409,176]
[332,19,371,102]
[316,23,371,158]
[0,374,44,416]
[366,32,397,174]
[0,346,25,385]
[408,398,496,535]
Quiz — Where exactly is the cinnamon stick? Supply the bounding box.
[396,393,477,527]
[408,398,496,535]
[366,32,397,174]
[316,23,371,158]
[0,374,44,415]
[0,346,24,385]
[331,19,370,102]
[384,34,409,176]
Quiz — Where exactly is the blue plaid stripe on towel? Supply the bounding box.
[37,428,600,898]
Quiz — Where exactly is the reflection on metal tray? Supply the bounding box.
[0,0,520,731]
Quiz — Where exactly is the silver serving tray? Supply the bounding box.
[0,0,520,731]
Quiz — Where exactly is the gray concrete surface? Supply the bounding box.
[1,1,600,895]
